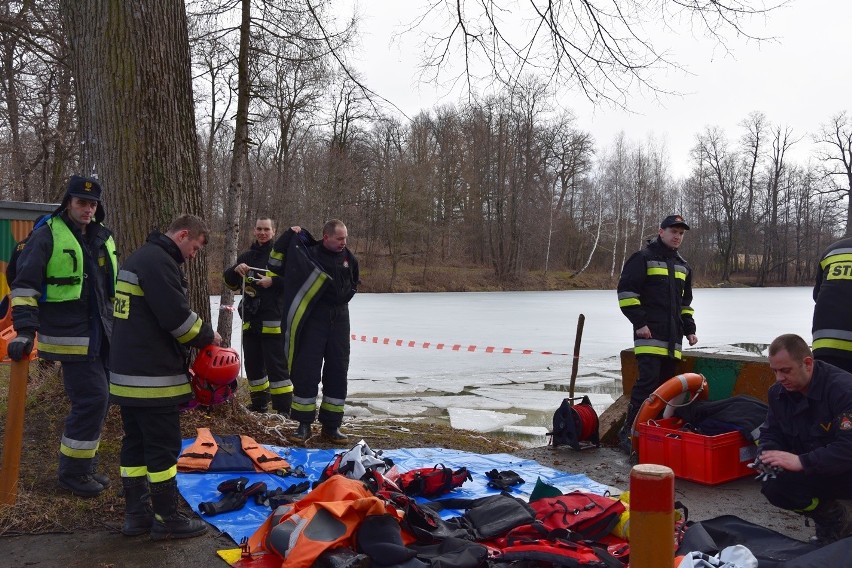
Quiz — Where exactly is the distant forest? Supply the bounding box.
[2,1,851,291]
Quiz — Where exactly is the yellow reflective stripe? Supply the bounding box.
[11,296,37,307]
[634,346,683,359]
[116,280,144,296]
[176,318,203,344]
[261,326,282,334]
[287,275,327,364]
[109,383,192,399]
[120,466,148,479]
[249,381,270,393]
[60,444,98,459]
[681,307,695,315]
[619,298,641,307]
[674,271,686,281]
[39,343,88,355]
[148,465,177,484]
[242,322,250,330]
[813,338,852,353]
[291,401,315,412]
[320,400,345,413]
[797,498,820,513]
[821,253,852,270]
[646,267,669,276]
[270,384,294,395]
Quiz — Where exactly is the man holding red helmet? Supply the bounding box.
[109,214,220,541]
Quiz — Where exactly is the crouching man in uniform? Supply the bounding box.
[759,333,852,545]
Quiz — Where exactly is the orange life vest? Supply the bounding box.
[246,475,402,567]
[177,427,290,473]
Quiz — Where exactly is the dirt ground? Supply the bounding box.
[0,442,812,568]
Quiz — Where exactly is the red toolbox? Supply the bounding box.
[637,417,757,485]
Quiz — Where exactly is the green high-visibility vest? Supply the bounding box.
[45,217,117,301]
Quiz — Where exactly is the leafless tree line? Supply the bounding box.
[2,0,851,302]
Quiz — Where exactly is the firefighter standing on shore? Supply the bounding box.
[268,220,359,445]
[109,214,220,540]
[223,217,292,414]
[616,214,698,454]
[9,175,118,498]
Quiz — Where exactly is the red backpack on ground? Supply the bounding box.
[530,492,625,542]
[397,464,473,498]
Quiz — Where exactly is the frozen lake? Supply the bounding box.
[213,287,813,445]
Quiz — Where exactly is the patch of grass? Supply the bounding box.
[0,363,517,535]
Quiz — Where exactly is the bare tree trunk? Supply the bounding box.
[571,193,603,277]
[61,0,209,315]
[216,0,251,346]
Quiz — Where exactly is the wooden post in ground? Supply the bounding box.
[0,359,29,505]
[568,314,585,399]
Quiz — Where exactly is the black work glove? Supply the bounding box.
[7,331,34,361]
[485,468,525,490]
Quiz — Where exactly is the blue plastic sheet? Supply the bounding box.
[177,440,612,544]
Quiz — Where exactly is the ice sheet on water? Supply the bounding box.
[504,425,550,437]
[396,377,475,393]
[212,288,811,435]
[448,408,525,432]
[348,379,427,395]
[364,399,429,416]
[418,394,513,410]
[475,388,614,412]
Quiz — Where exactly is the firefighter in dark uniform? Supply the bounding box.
[9,175,117,498]
[268,219,359,445]
[812,236,852,374]
[223,217,292,414]
[109,214,220,540]
[759,333,852,545]
[616,214,697,454]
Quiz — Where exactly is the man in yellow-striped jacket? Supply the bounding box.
[813,236,852,374]
[616,215,698,453]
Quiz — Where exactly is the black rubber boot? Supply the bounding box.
[58,472,104,498]
[617,403,638,455]
[90,455,111,489]
[806,499,852,545]
[271,393,293,416]
[121,477,154,536]
[249,390,271,413]
[58,455,105,498]
[320,425,348,444]
[149,478,207,540]
[287,422,312,445]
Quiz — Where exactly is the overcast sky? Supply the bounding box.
[345,1,850,178]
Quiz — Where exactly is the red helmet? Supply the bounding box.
[191,375,233,406]
[191,345,240,386]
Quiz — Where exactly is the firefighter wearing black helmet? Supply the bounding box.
[9,175,117,498]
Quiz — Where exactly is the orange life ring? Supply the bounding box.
[630,372,708,450]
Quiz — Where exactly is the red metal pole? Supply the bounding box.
[629,463,675,568]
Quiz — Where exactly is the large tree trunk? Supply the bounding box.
[61,1,209,316]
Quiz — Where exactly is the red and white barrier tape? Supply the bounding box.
[350,334,570,356]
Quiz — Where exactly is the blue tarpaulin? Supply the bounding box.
[177,439,614,544]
